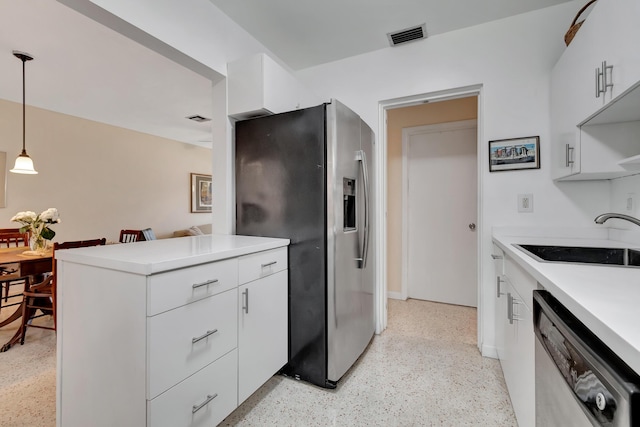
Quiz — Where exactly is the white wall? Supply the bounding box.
[59,0,291,235]
[0,99,212,242]
[611,174,640,227]
[296,1,612,355]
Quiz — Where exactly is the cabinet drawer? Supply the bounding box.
[147,349,238,427]
[238,247,287,284]
[147,289,237,398]
[147,258,238,316]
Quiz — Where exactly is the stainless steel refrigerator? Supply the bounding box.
[235,99,375,389]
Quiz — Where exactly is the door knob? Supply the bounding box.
[468,223,476,230]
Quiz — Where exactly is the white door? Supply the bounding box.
[404,120,477,307]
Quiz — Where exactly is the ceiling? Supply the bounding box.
[0,0,574,147]
[209,0,574,70]
[0,0,215,147]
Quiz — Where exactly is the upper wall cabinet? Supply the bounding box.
[227,53,322,120]
[550,0,640,180]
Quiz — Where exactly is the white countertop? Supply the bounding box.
[55,234,290,275]
[492,228,640,375]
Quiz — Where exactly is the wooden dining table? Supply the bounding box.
[0,246,53,352]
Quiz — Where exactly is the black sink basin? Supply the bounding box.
[514,244,640,267]
[629,249,640,266]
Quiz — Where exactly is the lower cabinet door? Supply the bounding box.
[238,270,288,403]
[147,349,238,427]
[500,281,535,427]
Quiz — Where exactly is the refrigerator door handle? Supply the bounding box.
[356,150,370,269]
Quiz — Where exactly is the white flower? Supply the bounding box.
[11,208,61,240]
[40,208,61,224]
[10,211,37,223]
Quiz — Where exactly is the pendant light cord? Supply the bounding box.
[10,50,37,174]
[22,56,26,153]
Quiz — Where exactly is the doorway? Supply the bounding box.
[403,120,478,306]
[375,86,482,345]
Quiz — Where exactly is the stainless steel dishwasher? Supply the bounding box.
[533,290,639,426]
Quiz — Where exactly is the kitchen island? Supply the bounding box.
[55,234,289,427]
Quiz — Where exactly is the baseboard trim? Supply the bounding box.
[482,344,498,360]
[386,291,406,300]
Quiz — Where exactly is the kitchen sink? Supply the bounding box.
[514,244,640,267]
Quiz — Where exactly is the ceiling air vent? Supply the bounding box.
[186,115,211,123]
[387,24,427,47]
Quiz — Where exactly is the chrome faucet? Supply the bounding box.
[594,212,640,227]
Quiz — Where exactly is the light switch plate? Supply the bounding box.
[518,193,533,213]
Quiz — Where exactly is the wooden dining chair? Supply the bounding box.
[19,237,106,344]
[0,228,28,245]
[0,230,30,312]
[119,229,144,243]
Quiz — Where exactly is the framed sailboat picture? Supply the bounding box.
[489,136,540,172]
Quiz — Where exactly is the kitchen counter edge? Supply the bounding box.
[55,234,290,275]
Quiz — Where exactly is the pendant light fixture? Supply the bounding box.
[10,50,38,174]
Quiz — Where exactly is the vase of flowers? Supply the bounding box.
[11,208,62,254]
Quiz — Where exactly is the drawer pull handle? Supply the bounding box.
[192,393,218,414]
[565,144,574,167]
[192,329,218,344]
[490,254,502,260]
[496,276,505,298]
[261,261,277,268]
[192,279,219,289]
[507,293,522,324]
[242,289,249,314]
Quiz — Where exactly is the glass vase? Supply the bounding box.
[30,234,47,254]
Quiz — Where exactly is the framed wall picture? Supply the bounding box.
[190,173,212,213]
[489,136,540,172]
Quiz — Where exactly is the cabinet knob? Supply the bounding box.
[468,223,476,231]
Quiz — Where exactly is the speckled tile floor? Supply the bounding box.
[0,298,516,426]
[0,301,56,427]
[221,299,517,426]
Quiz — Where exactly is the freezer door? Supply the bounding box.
[235,106,329,387]
[327,100,375,383]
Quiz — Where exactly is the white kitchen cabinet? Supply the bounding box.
[56,236,289,427]
[148,349,238,427]
[491,244,506,360]
[550,0,640,180]
[498,255,536,427]
[237,247,288,403]
[227,53,322,120]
